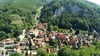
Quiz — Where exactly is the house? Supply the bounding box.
[2,38,14,45]
[45,37,50,42]
[88,35,94,44]
[38,30,45,38]
[38,23,44,30]
[56,33,66,40]
[47,48,57,53]
[56,33,66,48]
[67,36,75,45]
[19,29,26,41]
[72,37,80,49]
[43,23,48,30]
[18,45,25,50]
[49,31,57,39]
[28,28,34,34]
[19,34,25,41]
[1,48,6,56]
[37,38,43,47]
[69,36,74,41]
[28,28,39,37]
[15,47,21,53]
[20,40,28,46]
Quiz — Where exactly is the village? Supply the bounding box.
[0,21,99,56]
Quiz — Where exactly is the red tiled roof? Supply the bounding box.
[45,38,50,42]
[48,31,56,37]
[57,33,66,40]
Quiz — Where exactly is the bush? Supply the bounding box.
[10,52,24,56]
[37,48,48,56]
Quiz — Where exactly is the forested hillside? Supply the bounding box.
[0,0,47,39]
[0,0,100,40]
[40,0,100,32]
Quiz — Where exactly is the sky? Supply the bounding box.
[87,0,100,5]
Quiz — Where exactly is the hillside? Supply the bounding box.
[40,0,100,32]
[0,0,46,39]
[0,0,100,40]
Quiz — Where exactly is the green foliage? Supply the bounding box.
[58,46,73,56]
[5,46,14,49]
[48,25,58,31]
[40,0,100,32]
[79,47,90,56]
[39,0,53,4]
[94,41,100,50]
[0,0,45,39]
[58,45,100,56]
[48,53,57,56]
[10,52,24,56]
[37,48,48,56]
[49,39,58,47]
[0,31,6,40]
[28,55,35,56]
[0,0,53,39]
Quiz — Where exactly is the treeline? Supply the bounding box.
[40,0,100,32]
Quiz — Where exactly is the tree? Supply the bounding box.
[79,47,90,56]
[58,46,73,56]
[10,52,24,56]
[40,0,100,32]
[95,41,100,50]
[48,53,57,56]
[49,39,58,47]
[0,31,6,40]
[75,29,80,35]
[37,48,48,56]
